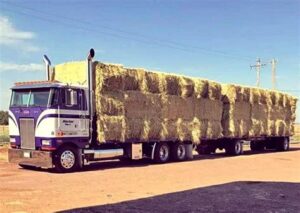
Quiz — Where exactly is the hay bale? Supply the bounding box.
[98,94,124,116]
[97,116,125,142]
[221,102,251,138]
[241,87,251,102]
[179,77,195,97]
[208,81,222,100]
[124,91,162,119]
[276,93,284,107]
[144,71,163,93]
[194,79,209,98]
[250,88,261,104]
[207,121,222,139]
[160,119,178,141]
[176,118,192,141]
[221,84,251,138]
[267,91,277,105]
[54,61,86,85]
[164,75,181,95]
[141,119,162,141]
[252,104,268,120]
[194,99,223,121]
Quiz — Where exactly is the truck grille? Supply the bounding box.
[20,118,35,150]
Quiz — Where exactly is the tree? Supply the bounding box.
[0,111,8,125]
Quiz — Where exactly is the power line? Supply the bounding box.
[0,5,197,52]
[1,1,254,61]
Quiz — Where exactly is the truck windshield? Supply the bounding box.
[10,89,58,107]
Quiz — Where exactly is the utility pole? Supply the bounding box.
[250,58,266,87]
[270,58,277,90]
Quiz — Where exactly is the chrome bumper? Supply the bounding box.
[8,148,53,168]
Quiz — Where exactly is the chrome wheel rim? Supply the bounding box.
[177,145,186,159]
[60,150,75,169]
[159,145,169,161]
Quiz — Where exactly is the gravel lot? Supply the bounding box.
[0,144,299,213]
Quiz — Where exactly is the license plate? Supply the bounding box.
[23,151,31,158]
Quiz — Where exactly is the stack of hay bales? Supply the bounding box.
[267,92,297,136]
[95,62,223,143]
[54,61,297,143]
[221,84,297,138]
[221,84,251,138]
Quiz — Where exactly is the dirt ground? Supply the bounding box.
[0,144,300,213]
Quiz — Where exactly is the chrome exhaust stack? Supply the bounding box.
[43,55,52,81]
[87,49,95,144]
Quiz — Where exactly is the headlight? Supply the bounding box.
[42,139,51,146]
[10,138,16,143]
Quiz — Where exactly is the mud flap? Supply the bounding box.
[185,144,194,160]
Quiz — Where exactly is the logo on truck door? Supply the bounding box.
[62,120,74,126]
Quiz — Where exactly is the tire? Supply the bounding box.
[225,140,243,156]
[276,137,289,151]
[171,143,186,161]
[154,143,170,163]
[54,146,80,173]
[250,141,265,151]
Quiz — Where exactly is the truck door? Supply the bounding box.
[61,88,81,137]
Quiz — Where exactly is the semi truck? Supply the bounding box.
[8,49,295,172]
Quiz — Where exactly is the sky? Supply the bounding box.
[0,0,299,121]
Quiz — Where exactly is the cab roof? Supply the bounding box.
[11,80,86,90]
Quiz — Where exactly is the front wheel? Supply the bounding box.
[54,146,80,173]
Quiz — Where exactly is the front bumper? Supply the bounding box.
[8,148,53,169]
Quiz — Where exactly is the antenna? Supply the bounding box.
[250,58,266,87]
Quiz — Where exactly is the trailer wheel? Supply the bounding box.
[54,146,80,173]
[276,137,289,151]
[171,143,186,161]
[225,140,243,156]
[250,141,265,151]
[154,143,170,163]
